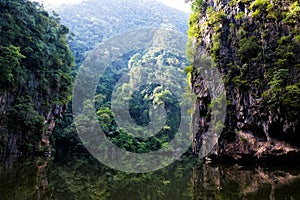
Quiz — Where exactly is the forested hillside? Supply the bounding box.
[71,28,189,163]
[0,0,74,156]
[0,0,190,157]
[54,0,189,65]
[51,0,190,157]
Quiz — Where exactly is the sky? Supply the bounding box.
[34,0,191,12]
[156,0,191,12]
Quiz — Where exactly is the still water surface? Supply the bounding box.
[1,155,300,200]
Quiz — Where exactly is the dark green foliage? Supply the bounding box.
[0,155,195,199]
[238,36,261,62]
[91,47,188,153]
[129,84,160,127]
[0,0,74,154]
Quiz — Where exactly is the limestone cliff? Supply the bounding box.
[188,0,300,162]
[0,0,73,157]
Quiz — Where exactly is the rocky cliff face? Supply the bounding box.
[189,0,300,162]
[0,84,67,157]
[0,0,73,157]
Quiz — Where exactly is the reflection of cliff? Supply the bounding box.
[36,158,49,200]
[192,164,300,200]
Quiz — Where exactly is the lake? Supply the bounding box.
[1,155,300,199]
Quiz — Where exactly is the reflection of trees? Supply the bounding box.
[0,156,38,199]
[36,158,49,200]
[0,156,194,200]
[192,164,221,200]
[192,164,300,200]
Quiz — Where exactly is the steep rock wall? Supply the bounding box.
[0,0,73,157]
[189,0,300,162]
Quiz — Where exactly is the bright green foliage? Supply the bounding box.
[0,45,25,90]
[0,0,74,154]
[188,12,201,39]
[190,0,205,12]
[96,107,114,133]
[283,84,300,107]
[263,69,289,106]
[235,12,245,20]
[249,0,269,9]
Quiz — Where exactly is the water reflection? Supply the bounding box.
[1,156,300,199]
[192,163,300,200]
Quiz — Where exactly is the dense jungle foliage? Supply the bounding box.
[0,0,190,156]
[0,0,74,155]
[50,0,190,156]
